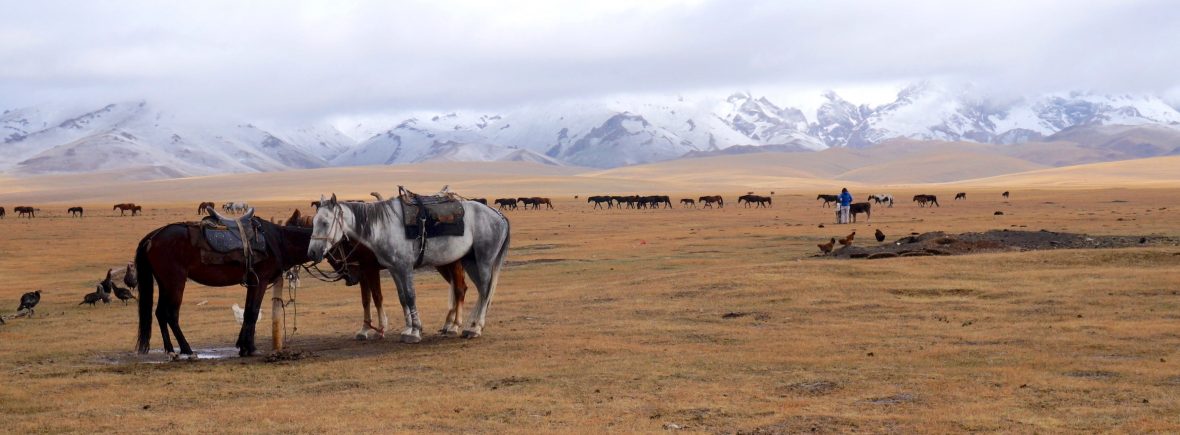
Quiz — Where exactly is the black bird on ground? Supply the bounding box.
[121,263,137,290]
[80,286,109,306]
[18,290,41,316]
[113,285,137,304]
[875,229,886,243]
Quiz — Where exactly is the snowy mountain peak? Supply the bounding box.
[4,84,1180,177]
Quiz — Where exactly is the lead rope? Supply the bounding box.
[286,268,299,344]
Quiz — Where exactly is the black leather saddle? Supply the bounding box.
[398,186,466,239]
[200,208,267,255]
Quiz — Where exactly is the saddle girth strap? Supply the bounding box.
[414,196,428,268]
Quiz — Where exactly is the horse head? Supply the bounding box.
[307,193,349,263]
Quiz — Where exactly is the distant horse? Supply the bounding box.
[518,197,553,210]
[913,194,940,207]
[113,203,139,216]
[222,202,249,214]
[587,196,612,209]
[739,194,771,208]
[197,202,216,215]
[955,192,967,200]
[1002,191,1010,199]
[494,198,518,210]
[646,195,673,209]
[680,198,695,208]
[68,206,84,217]
[867,194,894,208]
[308,194,510,342]
[748,195,772,208]
[15,206,35,218]
[283,209,314,227]
[849,202,872,222]
[698,195,724,208]
[135,209,313,358]
[615,195,638,209]
[817,194,839,207]
[0,206,5,218]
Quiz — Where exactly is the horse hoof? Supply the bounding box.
[460,330,481,339]
[401,333,421,344]
[186,353,199,361]
[167,352,180,361]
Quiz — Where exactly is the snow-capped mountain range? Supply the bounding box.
[4,82,1179,177]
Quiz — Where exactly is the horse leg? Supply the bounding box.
[357,275,375,340]
[167,303,194,358]
[155,293,176,359]
[371,271,389,340]
[460,226,506,339]
[388,267,422,343]
[236,281,266,356]
[357,268,386,340]
[437,262,467,336]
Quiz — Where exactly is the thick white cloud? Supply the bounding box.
[1,0,1177,119]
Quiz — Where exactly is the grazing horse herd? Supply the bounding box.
[7,187,1013,359]
[0,204,142,218]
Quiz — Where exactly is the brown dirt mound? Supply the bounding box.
[831,230,1173,259]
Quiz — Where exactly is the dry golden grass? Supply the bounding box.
[2,167,1180,432]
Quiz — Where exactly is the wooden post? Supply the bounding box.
[272,278,284,352]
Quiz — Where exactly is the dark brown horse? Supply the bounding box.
[284,208,314,227]
[1,206,7,218]
[954,192,967,200]
[68,206,84,217]
[14,206,35,218]
[740,195,772,208]
[849,202,872,222]
[114,203,140,216]
[913,194,940,207]
[517,197,554,210]
[817,194,839,207]
[197,202,216,215]
[1002,191,1010,199]
[698,195,724,208]
[135,216,312,358]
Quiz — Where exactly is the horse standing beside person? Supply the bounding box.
[307,192,510,342]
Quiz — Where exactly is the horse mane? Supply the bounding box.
[339,199,398,241]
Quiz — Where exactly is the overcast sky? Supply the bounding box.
[1,0,1178,120]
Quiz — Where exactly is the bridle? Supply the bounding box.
[302,204,359,283]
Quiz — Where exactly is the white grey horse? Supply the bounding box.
[307,194,510,343]
[221,201,250,214]
[868,194,894,208]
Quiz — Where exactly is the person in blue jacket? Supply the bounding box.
[838,187,853,223]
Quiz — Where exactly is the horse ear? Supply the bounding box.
[330,193,338,205]
[106,269,113,280]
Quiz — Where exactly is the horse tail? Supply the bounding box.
[488,214,512,293]
[135,234,155,354]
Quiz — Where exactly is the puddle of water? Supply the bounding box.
[99,347,240,365]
